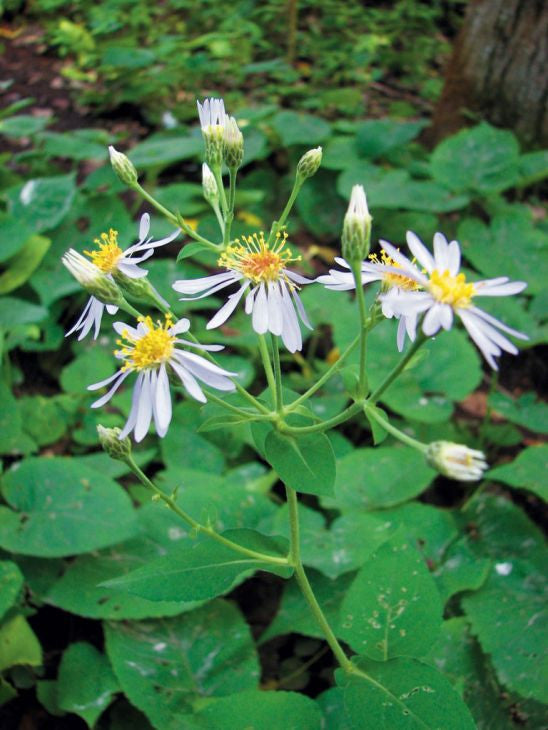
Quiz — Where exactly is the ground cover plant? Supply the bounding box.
[0,4,547,729]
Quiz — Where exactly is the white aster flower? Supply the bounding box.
[317,250,419,351]
[426,441,488,482]
[173,231,313,353]
[64,214,179,341]
[197,97,228,132]
[377,231,528,369]
[88,315,236,442]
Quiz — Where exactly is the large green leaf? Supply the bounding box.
[102,528,291,602]
[57,642,119,728]
[0,614,42,672]
[0,214,34,262]
[0,379,34,456]
[433,539,491,605]
[265,430,336,497]
[271,110,331,146]
[0,457,137,556]
[0,561,24,621]
[462,560,548,703]
[104,600,259,729]
[39,129,109,161]
[0,297,48,328]
[488,391,548,434]
[0,234,51,294]
[337,656,476,729]
[128,135,203,168]
[355,119,426,159]
[7,174,76,232]
[196,689,323,729]
[46,504,204,619]
[296,171,346,237]
[159,421,226,474]
[488,445,548,501]
[338,534,443,660]
[431,123,520,194]
[334,446,434,511]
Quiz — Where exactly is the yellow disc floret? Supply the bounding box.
[84,229,123,273]
[369,249,419,291]
[116,315,175,371]
[218,231,301,285]
[429,270,476,308]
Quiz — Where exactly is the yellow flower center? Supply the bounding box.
[218,231,300,285]
[368,249,419,291]
[116,315,175,371]
[429,269,476,308]
[84,229,123,273]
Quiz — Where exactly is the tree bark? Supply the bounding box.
[425,0,548,148]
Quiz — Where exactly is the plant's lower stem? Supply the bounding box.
[287,334,360,411]
[367,333,427,404]
[285,486,354,673]
[363,404,427,453]
[126,457,288,566]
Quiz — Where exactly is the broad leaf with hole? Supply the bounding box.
[338,534,443,659]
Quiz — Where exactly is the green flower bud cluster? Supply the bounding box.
[109,146,138,187]
[223,116,244,170]
[97,425,132,462]
[296,147,322,182]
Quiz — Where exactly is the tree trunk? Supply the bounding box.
[424,0,548,148]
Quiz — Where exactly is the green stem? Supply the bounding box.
[213,167,228,217]
[126,457,288,566]
[351,260,368,396]
[202,389,271,420]
[258,334,276,397]
[363,404,427,453]
[268,179,302,245]
[134,182,218,249]
[271,333,283,412]
[287,334,360,411]
[286,486,354,672]
[367,333,427,404]
[282,402,362,435]
[119,300,143,319]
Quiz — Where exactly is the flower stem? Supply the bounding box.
[126,456,288,566]
[350,260,368,397]
[213,167,228,217]
[362,403,427,453]
[258,334,277,398]
[367,332,427,404]
[202,389,271,420]
[285,486,354,673]
[268,179,302,245]
[286,334,360,411]
[281,401,362,435]
[271,333,283,412]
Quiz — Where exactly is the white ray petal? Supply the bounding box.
[134,371,153,442]
[170,359,207,402]
[119,372,144,439]
[207,283,249,329]
[153,364,172,436]
[252,283,269,334]
[406,231,435,272]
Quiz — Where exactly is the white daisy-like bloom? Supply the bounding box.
[173,231,313,353]
[64,214,179,341]
[426,441,488,482]
[88,315,236,442]
[317,250,420,351]
[378,231,528,369]
[197,98,228,132]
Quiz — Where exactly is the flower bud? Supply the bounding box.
[197,98,227,170]
[62,249,125,306]
[223,116,244,170]
[341,185,372,262]
[426,441,488,482]
[296,146,322,182]
[113,270,169,310]
[97,425,132,461]
[202,163,219,205]
[108,146,138,187]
